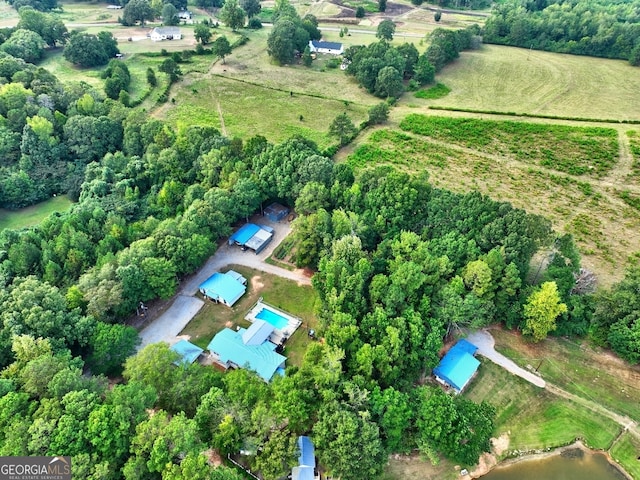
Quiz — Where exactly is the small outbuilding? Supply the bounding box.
[228,223,274,254]
[264,202,290,222]
[199,271,247,307]
[433,339,480,394]
[309,40,344,55]
[170,339,204,365]
[150,26,182,41]
[292,436,318,480]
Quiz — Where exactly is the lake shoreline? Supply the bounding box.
[468,439,633,480]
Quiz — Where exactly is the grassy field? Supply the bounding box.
[345,125,640,284]
[0,196,73,231]
[411,44,640,121]
[466,360,620,452]
[155,28,374,148]
[399,114,619,177]
[610,432,640,480]
[490,328,640,421]
[179,265,318,367]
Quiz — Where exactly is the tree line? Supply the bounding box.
[484,0,640,64]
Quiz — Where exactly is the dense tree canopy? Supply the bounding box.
[63,31,119,67]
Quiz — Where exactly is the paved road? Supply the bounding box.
[467,329,547,388]
[139,217,310,347]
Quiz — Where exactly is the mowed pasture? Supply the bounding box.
[346,126,640,284]
[465,360,620,452]
[412,44,640,121]
[157,28,375,148]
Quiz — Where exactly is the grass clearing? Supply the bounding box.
[610,432,640,480]
[0,196,73,232]
[465,360,620,452]
[490,328,640,421]
[415,83,451,100]
[399,114,619,177]
[418,44,640,121]
[179,265,317,367]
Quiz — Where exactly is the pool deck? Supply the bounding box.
[245,300,302,345]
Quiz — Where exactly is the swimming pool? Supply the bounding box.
[256,307,289,330]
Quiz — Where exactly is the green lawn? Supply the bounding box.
[416,44,640,121]
[179,265,317,367]
[490,329,640,421]
[0,196,73,232]
[465,360,620,452]
[610,432,640,480]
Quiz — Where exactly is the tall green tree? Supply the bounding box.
[523,281,567,341]
[194,23,212,44]
[122,0,155,26]
[328,113,358,146]
[376,20,395,41]
[212,36,232,64]
[219,0,245,31]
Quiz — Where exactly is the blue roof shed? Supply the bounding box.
[170,339,204,365]
[207,328,286,382]
[229,223,261,245]
[292,436,316,480]
[433,339,480,393]
[199,272,246,307]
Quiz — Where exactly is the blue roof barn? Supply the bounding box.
[228,223,274,254]
[433,339,480,393]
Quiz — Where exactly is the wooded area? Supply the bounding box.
[0,2,639,478]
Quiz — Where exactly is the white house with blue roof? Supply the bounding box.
[207,320,286,382]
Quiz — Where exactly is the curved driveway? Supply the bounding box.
[467,330,547,388]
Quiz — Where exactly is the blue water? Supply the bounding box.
[256,308,289,330]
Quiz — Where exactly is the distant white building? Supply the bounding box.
[150,27,182,41]
[308,40,344,55]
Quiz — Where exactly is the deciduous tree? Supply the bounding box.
[523,281,567,341]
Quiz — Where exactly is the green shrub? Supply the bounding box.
[415,83,451,99]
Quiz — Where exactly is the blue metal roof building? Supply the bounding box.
[207,327,286,382]
[433,339,480,393]
[170,339,204,365]
[228,223,274,254]
[292,436,316,480]
[199,272,246,307]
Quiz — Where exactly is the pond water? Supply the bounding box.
[481,448,628,480]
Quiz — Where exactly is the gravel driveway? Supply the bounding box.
[467,329,547,388]
[139,216,310,348]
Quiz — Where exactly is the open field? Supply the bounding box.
[179,265,318,367]
[345,125,640,284]
[413,44,640,121]
[0,196,73,232]
[466,360,620,451]
[399,115,619,177]
[155,28,374,148]
[489,328,640,421]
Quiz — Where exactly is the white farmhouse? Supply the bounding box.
[150,27,182,41]
[308,40,344,55]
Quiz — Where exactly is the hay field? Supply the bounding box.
[155,28,376,148]
[418,44,640,121]
[346,125,640,285]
